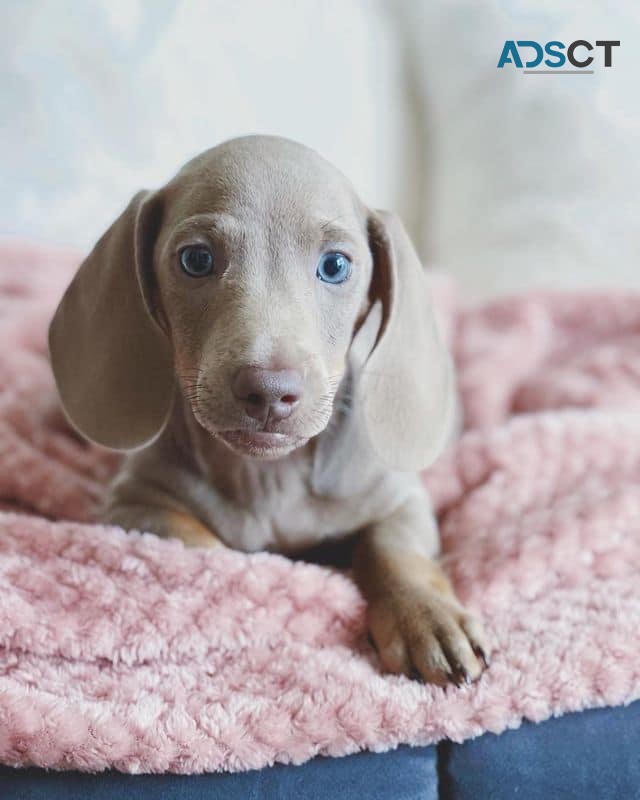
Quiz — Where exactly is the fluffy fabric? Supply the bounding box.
[1,241,639,774]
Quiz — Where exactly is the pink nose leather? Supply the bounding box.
[232,367,303,422]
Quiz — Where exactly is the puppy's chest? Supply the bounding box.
[198,448,387,553]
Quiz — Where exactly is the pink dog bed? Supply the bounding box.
[1,241,639,774]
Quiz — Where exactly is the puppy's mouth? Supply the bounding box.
[217,429,307,459]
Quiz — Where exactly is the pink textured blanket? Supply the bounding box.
[1,241,640,774]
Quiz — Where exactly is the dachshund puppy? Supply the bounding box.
[49,135,490,686]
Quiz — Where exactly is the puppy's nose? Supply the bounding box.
[232,367,303,421]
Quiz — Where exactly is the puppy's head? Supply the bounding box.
[50,136,452,469]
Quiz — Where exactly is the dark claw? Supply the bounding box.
[448,670,464,688]
[474,645,490,669]
[449,661,470,687]
[410,668,426,684]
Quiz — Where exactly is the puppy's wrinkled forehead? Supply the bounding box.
[163,136,366,242]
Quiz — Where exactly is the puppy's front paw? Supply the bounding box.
[367,589,491,687]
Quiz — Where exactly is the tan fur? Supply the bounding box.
[49,135,490,685]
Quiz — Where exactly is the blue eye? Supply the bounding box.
[179,245,214,277]
[316,252,352,284]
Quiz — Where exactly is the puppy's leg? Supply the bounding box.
[100,468,221,548]
[353,492,490,686]
[103,503,221,548]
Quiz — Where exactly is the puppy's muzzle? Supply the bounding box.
[232,367,303,424]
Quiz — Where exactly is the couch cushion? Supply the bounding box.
[439,700,640,800]
[0,745,438,800]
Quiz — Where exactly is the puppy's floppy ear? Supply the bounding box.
[49,191,174,450]
[361,210,454,471]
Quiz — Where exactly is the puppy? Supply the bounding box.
[49,135,490,686]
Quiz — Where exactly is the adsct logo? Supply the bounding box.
[498,40,620,73]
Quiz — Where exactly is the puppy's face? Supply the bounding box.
[150,139,372,458]
[50,135,451,472]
